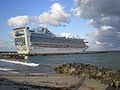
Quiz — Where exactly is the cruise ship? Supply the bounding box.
[12,27,88,55]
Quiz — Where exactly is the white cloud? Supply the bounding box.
[60,32,74,38]
[73,0,120,51]
[7,3,71,27]
[71,7,81,16]
[7,16,30,27]
[39,3,71,26]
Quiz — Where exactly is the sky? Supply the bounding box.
[0,0,120,51]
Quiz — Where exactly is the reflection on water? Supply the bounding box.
[0,51,120,73]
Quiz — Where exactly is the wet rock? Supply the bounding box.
[54,63,120,88]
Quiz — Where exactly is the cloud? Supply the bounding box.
[0,39,4,48]
[60,32,74,38]
[0,38,15,51]
[49,0,58,3]
[73,0,120,51]
[7,16,30,27]
[39,3,71,26]
[7,3,71,27]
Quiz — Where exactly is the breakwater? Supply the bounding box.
[54,63,120,88]
[0,51,24,59]
[0,51,109,59]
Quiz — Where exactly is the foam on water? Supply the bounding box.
[0,67,14,71]
[0,59,39,67]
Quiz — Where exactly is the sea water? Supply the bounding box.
[0,51,120,73]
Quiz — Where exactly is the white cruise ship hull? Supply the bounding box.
[12,27,88,55]
[29,47,87,55]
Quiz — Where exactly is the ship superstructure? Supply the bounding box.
[12,27,88,55]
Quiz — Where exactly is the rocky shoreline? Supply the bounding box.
[54,63,120,89]
[0,63,120,90]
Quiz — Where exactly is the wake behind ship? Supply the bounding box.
[12,27,88,55]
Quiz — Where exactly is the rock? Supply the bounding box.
[54,63,120,89]
[70,68,76,73]
[96,71,102,77]
[115,81,119,87]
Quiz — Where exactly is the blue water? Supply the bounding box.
[0,51,120,73]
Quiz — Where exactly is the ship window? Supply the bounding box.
[15,30,24,36]
[15,37,25,45]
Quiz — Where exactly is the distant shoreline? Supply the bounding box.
[0,50,120,54]
[0,51,119,59]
